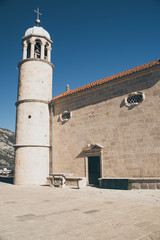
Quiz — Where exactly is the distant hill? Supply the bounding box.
[0,128,15,167]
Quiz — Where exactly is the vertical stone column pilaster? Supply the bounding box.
[47,47,52,62]
[23,41,27,59]
[41,43,45,59]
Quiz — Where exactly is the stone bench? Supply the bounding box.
[47,174,86,189]
[47,174,66,187]
[65,177,86,189]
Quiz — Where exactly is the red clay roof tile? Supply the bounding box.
[51,59,160,102]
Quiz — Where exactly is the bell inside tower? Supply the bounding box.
[22,37,51,61]
[34,39,41,58]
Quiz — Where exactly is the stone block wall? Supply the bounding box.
[131,179,160,189]
[52,66,160,180]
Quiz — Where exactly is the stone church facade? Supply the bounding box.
[51,60,160,188]
[14,18,160,189]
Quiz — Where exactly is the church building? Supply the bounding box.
[14,12,160,189]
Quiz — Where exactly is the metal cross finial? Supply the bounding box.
[34,8,42,26]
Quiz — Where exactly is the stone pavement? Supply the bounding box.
[0,182,160,240]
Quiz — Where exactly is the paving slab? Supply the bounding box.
[0,182,160,240]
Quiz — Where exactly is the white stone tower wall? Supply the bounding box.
[14,60,53,185]
[15,147,49,184]
[15,102,50,145]
[18,61,52,100]
[14,26,53,185]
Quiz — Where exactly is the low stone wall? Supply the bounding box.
[131,179,160,189]
[99,178,132,190]
[99,178,160,190]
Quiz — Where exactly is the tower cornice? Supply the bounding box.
[18,58,54,70]
[22,34,53,44]
[15,99,49,106]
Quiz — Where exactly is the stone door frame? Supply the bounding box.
[83,143,104,185]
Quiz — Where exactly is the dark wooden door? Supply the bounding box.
[88,156,100,186]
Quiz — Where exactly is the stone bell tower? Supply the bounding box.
[14,9,54,184]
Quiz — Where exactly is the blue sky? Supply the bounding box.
[0,0,160,131]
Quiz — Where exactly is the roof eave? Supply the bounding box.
[50,60,160,104]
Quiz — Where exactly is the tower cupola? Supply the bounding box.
[22,8,52,62]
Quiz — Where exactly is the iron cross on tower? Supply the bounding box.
[34,8,42,26]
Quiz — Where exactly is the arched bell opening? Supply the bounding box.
[44,43,49,60]
[34,39,41,58]
[22,38,52,61]
[27,41,31,58]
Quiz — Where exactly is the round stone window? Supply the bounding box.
[125,92,145,107]
[60,111,71,123]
